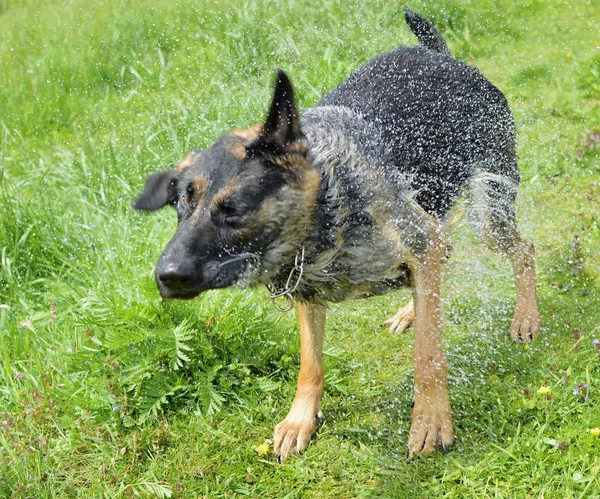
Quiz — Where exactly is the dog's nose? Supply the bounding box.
[156,262,196,289]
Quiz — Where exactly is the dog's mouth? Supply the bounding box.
[159,289,202,300]
[156,252,261,299]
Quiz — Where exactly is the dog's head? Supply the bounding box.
[134,71,320,299]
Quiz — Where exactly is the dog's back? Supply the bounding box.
[134,7,541,461]
[314,9,518,219]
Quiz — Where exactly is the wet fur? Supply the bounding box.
[135,20,519,301]
[134,6,540,460]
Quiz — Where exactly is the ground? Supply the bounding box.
[1,0,599,497]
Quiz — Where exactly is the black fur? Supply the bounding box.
[404,6,451,55]
[134,169,177,211]
[135,7,520,303]
[247,70,304,155]
[133,6,540,460]
[317,46,517,219]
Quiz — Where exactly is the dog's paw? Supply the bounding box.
[384,300,415,334]
[510,307,540,343]
[407,398,454,458]
[273,411,323,461]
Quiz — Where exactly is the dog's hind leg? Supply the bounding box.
[273,301,326,461]
[380,204,455,456]
[469,171,540,342]
[407,228,455,458]
[507,238,540,342]
[385,298,415,334]
[385,240,454,334]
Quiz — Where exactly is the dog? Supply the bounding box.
[134,7,540,460]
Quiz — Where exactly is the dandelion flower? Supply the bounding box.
[255,442,270,456]
[537,386,551,396]
[590,428,600,437]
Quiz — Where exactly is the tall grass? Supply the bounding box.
[1,0,599,497]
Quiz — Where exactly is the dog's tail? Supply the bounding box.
[404,6,451,56]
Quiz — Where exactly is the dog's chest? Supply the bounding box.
[286,108,420,302]
[290,216,411,302]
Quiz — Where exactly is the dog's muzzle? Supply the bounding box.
[155,255,255,299]
[155,260,203,299]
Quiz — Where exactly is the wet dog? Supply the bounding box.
[134,7,540,460]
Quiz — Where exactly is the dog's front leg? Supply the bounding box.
[408,237,455,458]
[274,300,326,461]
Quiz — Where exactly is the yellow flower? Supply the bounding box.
[590,428,600,437]
[255,442,270,456]
[537,386,551,396]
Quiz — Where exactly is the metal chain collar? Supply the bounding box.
[266,246,305,312]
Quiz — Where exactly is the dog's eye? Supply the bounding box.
[217,200,244,225]
[222,202,240,221]
[184,184,197,210]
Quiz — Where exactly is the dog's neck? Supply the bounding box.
[301,104,386,250]
[266,106,412,302]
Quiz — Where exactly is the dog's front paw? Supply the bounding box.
[510,307,540,343]
[407,396,454,458]
[384,299,415,334]
[273,410,323,461]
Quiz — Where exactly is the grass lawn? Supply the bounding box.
[1,0,600,497]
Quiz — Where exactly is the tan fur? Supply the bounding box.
[227,123,264,159]
[271,148,310,169]
[384,299,415,334]
[407,229,454,458]
[210,180,239,209]
[384,208,464,334]
[292,160,321,211]
[273,301,326,460]
[224,138,249,161]
[177,150,201,171]
[191,177,209,204]
[508,239,540,341]
[229,123,263,141]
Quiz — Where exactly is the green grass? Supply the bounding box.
[1,0,600,497]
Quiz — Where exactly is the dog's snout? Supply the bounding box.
[157,261,196,289]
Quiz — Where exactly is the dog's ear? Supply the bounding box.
[133,169,177,211]
[247,70,304,156]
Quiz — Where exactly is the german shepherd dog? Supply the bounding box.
[134,7,540,460]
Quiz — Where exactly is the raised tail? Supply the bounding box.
[404,6,451,56]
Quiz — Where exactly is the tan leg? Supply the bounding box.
[407,240,455,458]
[509,239,540,342]
[385,299,415,334]
[467,172,540,342]
[384,244,452,335]
[273,301,326,461]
